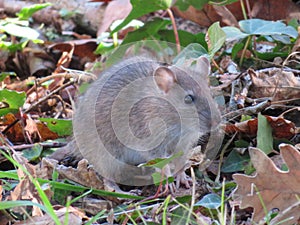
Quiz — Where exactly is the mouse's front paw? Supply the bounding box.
[175,171,193,189]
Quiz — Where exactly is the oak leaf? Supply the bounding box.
[233,144,300,224]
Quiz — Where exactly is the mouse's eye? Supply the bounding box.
[184,94,195,104]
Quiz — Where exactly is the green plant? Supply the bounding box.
[222,19,298,66]
[0,150,62,225]
[96,0,235,56]
[0,3,51,52]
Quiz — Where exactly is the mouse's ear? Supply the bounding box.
[195,56,210,76]
[153,66,177,94]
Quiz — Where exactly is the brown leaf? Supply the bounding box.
[172,0,300,27]
[2,113,24,143]
[233,144,300,223]
[2,113,58,143]
[25,117,41,142]
[248,68,300,101]
[40,158,104,190]
[13,205,86,225]
[9,153,46,217]
[97,0,132,35]
[212,5,238,27]
[36,122,59,140]
[224,115,296,139]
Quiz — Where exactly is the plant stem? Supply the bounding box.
[239,35,251,67]
[166,8,181,53]
[239,0,247,20]
[245,0,251,19]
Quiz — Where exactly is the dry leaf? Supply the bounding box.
[172,0,300,27]
[13,205,86,225]
[76,197,112,215]
[233,144,300,224]
[25,117,42,142]
[225,115,296,139]
[2,113,58,142]
[97,0,132,35]
[40,158,104,190]
[2,113,24,142]
[212,5,238,27]
[248,68,300,101]
[36,122,59,140]
[9,153,46,217]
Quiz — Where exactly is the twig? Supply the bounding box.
[223,99,272,121]
[166,8,180,53]
[24,80,76,114]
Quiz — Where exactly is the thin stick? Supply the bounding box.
[166,8,181,53]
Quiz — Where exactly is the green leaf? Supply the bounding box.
[221,149,250,173]
[234,139,249,148]
[223,19,298,42]
[170,206,198,225]
[111,0,172,33]
[257,113,273,155]
[22,144,43,161]
[158,30,206,47]
[174,0,209,11]
[195,193,221,209]
[94,42,114,55]
[39,118,72,136]
[143,151,183,169]
[0,41,27,52]
[0,72,16,82]
[207,22,226,57]
[255,51,289,61]
[110,19,144,32]
[0,89,26,116]
[17,3,52,20]
[0,23,40,40]
[173,43,208,64]
[222,26,248,41]
[231,41,244,60]
[239,19,298,38]
[151,172,174,186]
[240,114,252,122]
[122,18,171,44]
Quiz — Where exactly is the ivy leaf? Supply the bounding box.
[17,3,52,20]
[0,89,26,116]
[122,18,171,44]
[195,193,221,209]
[239,19,297,38]
[221,149,250,173]
[174,0,209,11]
[206,22,226,57]
[39,118,72,136]
[223,19,298,42]
[0,23,40,40]
[22,144,43,161]
[111,0,172,34]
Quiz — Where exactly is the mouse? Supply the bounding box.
[51,56,221,189]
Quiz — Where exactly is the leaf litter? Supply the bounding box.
[0,1,300,224]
